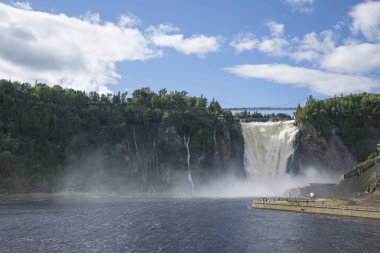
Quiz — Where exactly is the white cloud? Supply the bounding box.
[316,1,380,75]
[350,1,380,42]
[0,3,160,93]
[320,43,380,74]
[230,33,258,54]
[230,22,336,62]
[118,14,141,27]
[148,24,222,57]
[0,3,225,92]
[291,30,335,62]
[11,1,32,11]
[230,21,287,55]
[266,21,284,36]
[227,1,380,96]
[230,29,336,61]
[225,64,378,96]
[257,38,288,56]
[80,11,100,24]
[230,36,288,56]
[285,0,314,14]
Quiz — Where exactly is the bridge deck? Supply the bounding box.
[226,107,296,111]
[235,118,292,123]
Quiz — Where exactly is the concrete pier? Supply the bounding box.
[252,201,380,219]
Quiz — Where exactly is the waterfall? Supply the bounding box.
[183,134,194,191]
[241,120,299,179]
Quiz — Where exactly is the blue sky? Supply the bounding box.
[1,0,379,107]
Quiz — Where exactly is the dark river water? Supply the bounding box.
[0,196,379,253]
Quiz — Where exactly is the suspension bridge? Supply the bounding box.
[225,107,297,111]
[223,107,298,123]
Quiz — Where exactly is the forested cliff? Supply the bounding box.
[293,93,380,175]
[0,80,244,193]
[2,78,379,193]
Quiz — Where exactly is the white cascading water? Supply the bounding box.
[241,120,299,179]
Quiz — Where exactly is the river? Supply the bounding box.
[0,196,379,252]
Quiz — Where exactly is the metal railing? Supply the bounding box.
[226,107,297,111]
[253,199,380,212]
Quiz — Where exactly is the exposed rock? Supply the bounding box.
[337,156,380,195]
[292,122,356,177]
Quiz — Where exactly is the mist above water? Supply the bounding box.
[191,120,336,198]
[194,167,337,198]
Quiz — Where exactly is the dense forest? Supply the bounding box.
[0,80,244,193]
[294,93,380,162]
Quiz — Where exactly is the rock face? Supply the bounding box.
[292,122,357,177]
[337,156,380,195]
[56,122,245,193]
[123,123,245,190]
[288,121,380,197]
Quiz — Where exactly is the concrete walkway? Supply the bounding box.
[252,199,380,219]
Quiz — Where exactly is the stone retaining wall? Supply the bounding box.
[252,202,380,219]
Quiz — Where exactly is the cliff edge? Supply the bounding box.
[292,122,356,177]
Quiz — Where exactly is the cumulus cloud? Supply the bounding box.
[0,3,225,93]
[350,1,380,42]
[118,13,141,27]
[230,21,288,55]
[80,11,100,24]
[230,35,288,56]
[321,43,380,74]
[0,2,162,93]
[284,0,314,14]
[11,1,32,11]
[148,24,222,57]
[228,1,380,96]
[266,20,284,36]
[316,1,380,75]
[229,33,258,54]
[230,22,336,61]
[225,64,379,96]
[291,30,336,62]
[257,37,288,56]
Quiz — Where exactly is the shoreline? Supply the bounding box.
[252,198,380,220]
[0,192,249,203]
[0,192,172,203]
